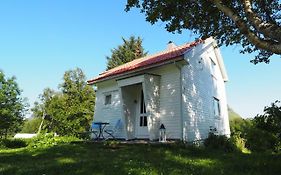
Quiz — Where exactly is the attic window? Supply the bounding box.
[104,94,112,105]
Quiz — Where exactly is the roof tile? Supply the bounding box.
[88,39,203,84]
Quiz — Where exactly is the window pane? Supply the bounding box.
[210,58,216,76]
[105,94,112,105]
[217,101,221,116]
[140,90,146,114]
[140,116,143,126]
[213,98,220,116]
[143,116,147,126]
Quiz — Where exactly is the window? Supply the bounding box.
[139,90,147,127]
[140,91,146,114]
[139,116,148,127]
[213,97,221,117]
[104,94,112,105]
[210,58,216,76]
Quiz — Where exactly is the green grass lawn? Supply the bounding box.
[0,141,281,175]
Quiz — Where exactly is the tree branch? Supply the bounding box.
[243,0,281,42]
[211,0,281,54]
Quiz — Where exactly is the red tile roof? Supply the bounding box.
[87,39,203,84]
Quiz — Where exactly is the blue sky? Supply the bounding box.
[0,1,280,118]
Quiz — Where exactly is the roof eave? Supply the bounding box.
[87,56,185,85]
[211,41,229,82]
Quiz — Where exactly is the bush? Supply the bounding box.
[0,139,28,149]
[230,133,249,153]
[245,127,279,152]
[204,133,236,152]
[0,134,80,150]
[230,118,252,137]
[243,100,281,153]
[29,133,79,148]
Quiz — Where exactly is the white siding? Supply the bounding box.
[143,74,161,140]
[147,64,182,139]
[120,84,141,140]
[182,42,230,142]
[94,80,125,138]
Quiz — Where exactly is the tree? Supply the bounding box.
[240,101,281,152]
[254,100,281,141]
[106,36,148,70]
[21,117,42,133]
[58,68,96,135]
[125,0,281,63]
[31,88,59,133]
[0,71,27,138]
[31,68,95,137]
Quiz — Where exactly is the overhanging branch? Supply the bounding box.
[243,0,281,43]
[211,0,281,54]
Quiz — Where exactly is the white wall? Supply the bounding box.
[94,80,125,138]
[182,41,230,142]
[121,84,141,139]
[147,64,182,139]
[143,74,161,140]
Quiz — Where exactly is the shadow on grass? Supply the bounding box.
[0,142,281,175]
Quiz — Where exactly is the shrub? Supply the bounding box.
[29,133,79,148]
[204,133,236,152]
[0,134,80,150]
[243,100,281,153]
[230,133,249,153]
[0,139,28,149]
[245,127,279,152]
[230,118,252,137]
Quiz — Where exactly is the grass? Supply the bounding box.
[0,141,281,175]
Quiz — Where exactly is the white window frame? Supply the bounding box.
[213,97,221,118]
[104,94,112,105]
[210,57,217,78]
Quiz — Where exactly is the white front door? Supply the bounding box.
[136,90,149,138]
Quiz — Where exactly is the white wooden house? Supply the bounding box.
[87,37,230,142]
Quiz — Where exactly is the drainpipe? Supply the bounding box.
[174,61,184,141]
